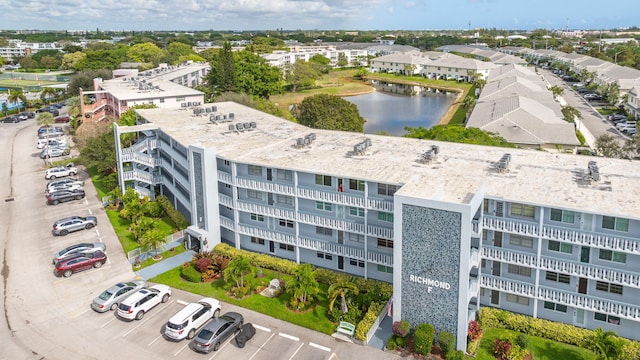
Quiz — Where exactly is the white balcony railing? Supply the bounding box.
[297,212,366,234]
[367,225,393,240]
[469,247,480,270]
[122,169,161,184]
[539,258,640,289]
[481,246,537,267]
[218,193,233,207]
[236,200,296,220]
[483,217,539,237]
[219,215,234,230]
[217,170,232,185]
[542,225,640,254]
[120,152,161,167]
[297,187,366,208]
[236,177,296,195]
[237,224,297,245]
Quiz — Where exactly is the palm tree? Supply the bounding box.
[287,263,319,310]
[327,279,359,314]
[8,89,27,112]
[583,327,624,360]
[561,105,582,123]
[140,228,167,259]
[40,87,57,105]
[548,85,564,100]
[223,256,253,289]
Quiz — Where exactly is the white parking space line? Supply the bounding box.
[121,301,174,337]
[95,229,100,237]
[328,353,339,360]
[173,342,190,357]
[253,324,271,332]
[176,299,189,306]
[248,332,276,360]
[309,342,331,352]
[72,308,91,319]
[148,334,163,347]
[288,343,304,360]
[279,332,299,342]
[100,316,118,328]
[88,209,92,215]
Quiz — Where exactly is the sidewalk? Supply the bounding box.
[367,314,393,350]
[135,249,195,280]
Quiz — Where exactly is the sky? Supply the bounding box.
[2,0,639,32]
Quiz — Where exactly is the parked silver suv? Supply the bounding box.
[45,164,77,180]
[52,215,98,236]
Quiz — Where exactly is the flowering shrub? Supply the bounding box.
[392,320,411,338]
[195,257,212,273]
[468,320,482,340]
[493,339,511,360]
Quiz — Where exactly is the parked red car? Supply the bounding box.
[54,250,107,277]
[54,115,70,123]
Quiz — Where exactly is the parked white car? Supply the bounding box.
[45,164,77,180]
[164,298,221,341]
[116,285,172,321]
[37,138,67,149]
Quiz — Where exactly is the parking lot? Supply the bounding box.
[1,120,400,360]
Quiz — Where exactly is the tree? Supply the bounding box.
[234,50,283,98]
[79,130,117,174]
[1,102,7,116]
[297,94,366,132]
[595,134,623,158]
[130,216,155,241]
[308,54,331,74]
[40,56,61,70]
[40,87,58,105]
[561,105,582,123]
[285,60,320,92]
[167,42,195,63]
[405,125,515,148]
[337,53,348,67]
[61,52,87,71]
[127,42,166,66]
[604,83,620,105]
[7,89,27,112]
[223,256,253,289]
[66,69,113,96]
[327,280,359,314]
[287,263,319,310]
[140,228,167,258]
[19,56,38,70]
[583,327,624,360]
[548,85,564,100]
[214,42,237,93]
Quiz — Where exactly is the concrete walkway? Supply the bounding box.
[135,249,195,280]
[367,314,393,350]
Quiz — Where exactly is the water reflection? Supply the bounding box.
[345,81,456,136]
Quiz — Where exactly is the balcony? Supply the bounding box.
[298,211,365,234]
[482,246,537,267]
[297,187,366,208]
[219,193,233,208]
[469,278,479,303]
[299,237,365,258]
[542,225,640,254]
[539,258,640,289]
[122,169,161,185]
[367,197,394,212]
[237,200,296,220]
[367,225,393,240]
[472,219,480,237]
[236,177,295,195]
[120,152,161,167]
[481,274,536,297]
[220,215,234,230]
[122,138,158,154]
[483,217,539,237]
[470,247,480,270]
[237,223,297,245]
[217,170,232,185]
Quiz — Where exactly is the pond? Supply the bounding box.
[345,82,456,136]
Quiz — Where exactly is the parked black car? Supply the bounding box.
[46,189,86,205]
[1,115,19,123]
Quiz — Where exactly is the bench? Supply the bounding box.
[336,321,355,338]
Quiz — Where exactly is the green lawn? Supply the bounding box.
[475,328,595,360]
[135,244,186,270]
[150,267,337,335]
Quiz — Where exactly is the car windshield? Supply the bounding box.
[197,329,214,340]
[98,290,114,301]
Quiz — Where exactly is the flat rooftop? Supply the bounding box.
[99,77,202,101]
[135,102,640,219]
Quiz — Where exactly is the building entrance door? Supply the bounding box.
[578,278,588,294]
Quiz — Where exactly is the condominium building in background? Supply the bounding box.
[114,101,640,351]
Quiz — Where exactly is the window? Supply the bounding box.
[545,271,571,284]
[279,243,294,252]
[377,238,394,249]
[348,233,364,243]
[349,179,365,191]
[543,301,567,312]
[378,212,394,222]
[509,234,533,248]
[248,165,262,176]
[224,160,230,166]
[510,203,535,218]
[507,264,532,277]
[247,190,263,200]
[279,219,294,228]
[377,264,393,274]
[349,207,365,217]
[316,226,333,236]
[548,240,572,254]
[159,98,164,103]
[250,237,265,245]
[316,252,333,261]
[599,249,626,264]
[505,294,530,305]
[315,174,332,186]
[250,213,264,222]
[276,195,293,205]
[596,281,623,295]
[277,169,292,181]
[602,216,629,232]
[550,209,575,224]
[176,96,185,101]
[481,259,487,268]
[349,258,365,268]
[316,201,332,211]
[594,312,620,325]
[378,183,398,196]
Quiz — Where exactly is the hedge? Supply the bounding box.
[414,323,435,355]
[355,301,384,341]
[478,307,640,360]
[156,195,190,229]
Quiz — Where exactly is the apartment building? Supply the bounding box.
[80,62,208,121]
[114,101,640,350]
[0,40,62,61]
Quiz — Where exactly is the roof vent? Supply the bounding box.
[588,161,600,181]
